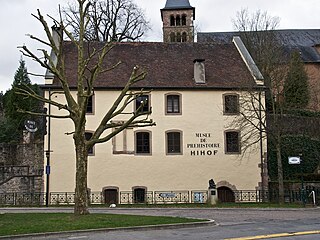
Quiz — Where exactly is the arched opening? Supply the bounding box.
[170,15,175,26]
[218,186,235,203]
[133,187,146,203]
[182,32,187,42]
[103,187,119,204]
[176,32,182,42]
[182,15,187,25]
[176,15,181,26]
[170,32,176,42]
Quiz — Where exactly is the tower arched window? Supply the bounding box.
[182,15,187,25]
[176,15,181,26]
[170,32,176,42]
[177,32,182,42]
[182,32,187,42]
[170,15,175,26]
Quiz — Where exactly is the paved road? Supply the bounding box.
[1,207,320,239]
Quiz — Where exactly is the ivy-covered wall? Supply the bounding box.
[268,135,320,181]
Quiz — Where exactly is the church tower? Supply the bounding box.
[161,0,195,43]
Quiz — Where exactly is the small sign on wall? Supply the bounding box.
[288,157,301,165]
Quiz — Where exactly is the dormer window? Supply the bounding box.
[193,59,206,84]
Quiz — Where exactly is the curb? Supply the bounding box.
[0,219,216,239]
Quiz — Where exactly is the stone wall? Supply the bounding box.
[0,138,44,193]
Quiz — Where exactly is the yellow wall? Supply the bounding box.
[44,90,264,193]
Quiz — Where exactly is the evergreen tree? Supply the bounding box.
[12,58,31,86]
[0,58,40,143]
[283,51,309,109]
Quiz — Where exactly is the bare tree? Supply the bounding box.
[63,0,150,42]
[232,9,288,203]
[18,0,155,215]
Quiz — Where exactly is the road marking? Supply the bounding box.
[68,236,88,239]
[224,230,320,240]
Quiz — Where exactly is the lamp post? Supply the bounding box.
[258,90,265,202]
[299,153,305,206]
[45,150,50,207]
[45,88,52,207]
[288,155,305,206]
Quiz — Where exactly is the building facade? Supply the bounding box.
[42,0,266,204]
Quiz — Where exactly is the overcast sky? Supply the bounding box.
[0,0,319,92]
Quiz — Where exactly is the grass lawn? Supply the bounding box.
[0,213,204,236]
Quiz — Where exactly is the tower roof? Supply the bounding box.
[163,0,193,9]
[161,0,195,20]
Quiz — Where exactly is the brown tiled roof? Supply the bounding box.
[51,42,257,89]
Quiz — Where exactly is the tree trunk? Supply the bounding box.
[74,135,89,215]
[276,136,284,204]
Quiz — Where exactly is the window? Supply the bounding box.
[112,125,134,155]
[176,32,181,42]
[135,131,151,154]
[86,95,94,114]
[170,32,176,42]
[225,131,240,154]
[85,132,94,155]
[166,131,182,154]
[182,32,187,42]
[224,94,239,115]
[182,15,187,25]
[176,15,181,26]
[166,94,181,114]
[135,95,149,113]
[170,15,175,26]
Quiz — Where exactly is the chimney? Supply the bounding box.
[45,26,63,84]
[51,26,62,49]
[193,59,206,84]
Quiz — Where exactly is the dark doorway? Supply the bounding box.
[218,186,235,203]
[134,188,146,203]
[104,189,118,205]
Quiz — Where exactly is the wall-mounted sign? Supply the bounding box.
[24,120,38,133]
[159,193,176,198]
[288,157,301,165]
[186,133,220,156]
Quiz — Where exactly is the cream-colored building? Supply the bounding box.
[43,0,266,204]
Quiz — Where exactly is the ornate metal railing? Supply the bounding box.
[234,190,264,202]
[50,192,75,205]
[0,192,45,206]
[154,191,189,204]
[191,191,208,203]
[90,192,104,204]
[120,191,153,204]
[0,189,319,206]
